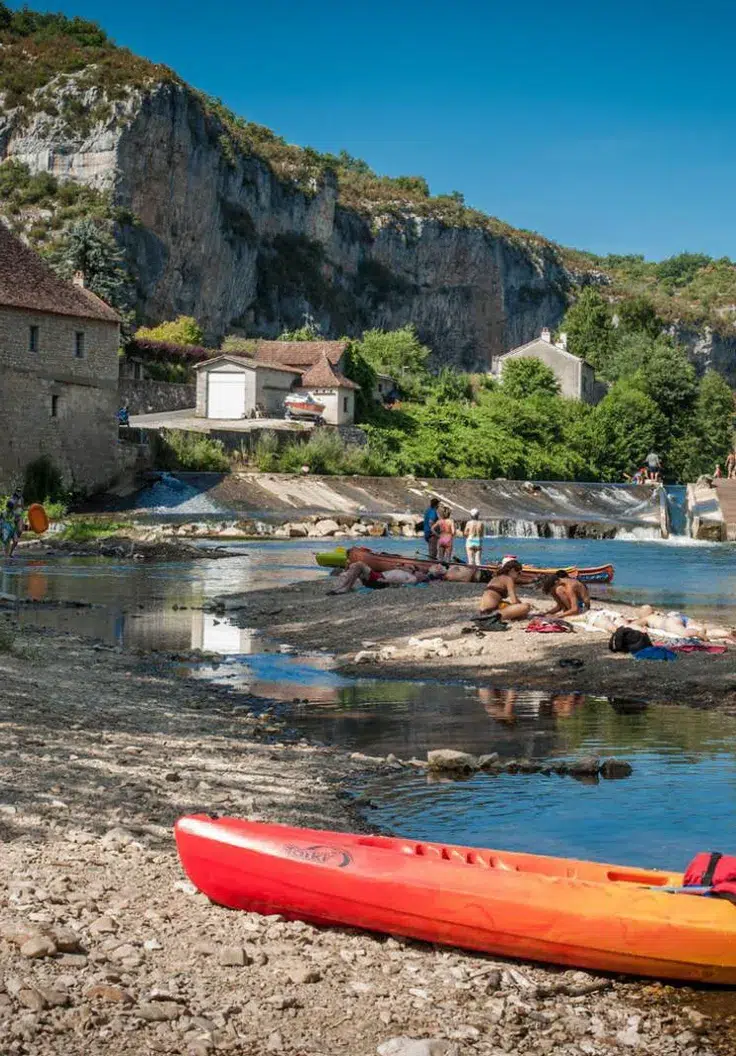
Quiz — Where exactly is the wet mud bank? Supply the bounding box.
[0,617,730,1055]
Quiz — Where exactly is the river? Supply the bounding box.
[4,534,736,870]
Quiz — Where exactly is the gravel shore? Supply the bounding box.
[218,578,736,709]
[0,611,731,1054]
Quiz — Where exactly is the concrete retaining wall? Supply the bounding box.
[119,380,196,415]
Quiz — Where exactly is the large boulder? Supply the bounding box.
[427,749,479,773]
[368,522,388,537]
[286,522,309,538]
[310,519,340,537]
[600,758,633,779]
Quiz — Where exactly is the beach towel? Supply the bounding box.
[632,646,677,662]
[658,642,727,655]
[525,617,573,634]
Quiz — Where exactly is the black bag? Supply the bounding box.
[608,626,652,654]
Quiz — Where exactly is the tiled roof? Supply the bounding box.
[300,354,359,390]
[194,354,301,375]
[0,222,121,323]
[252,339,346,368]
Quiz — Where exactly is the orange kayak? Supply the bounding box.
[175,815,736,983]
[346,546,615,585]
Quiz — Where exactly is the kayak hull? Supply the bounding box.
[175,816,736,983]
[315,548,348,568]
[346,546,614,585]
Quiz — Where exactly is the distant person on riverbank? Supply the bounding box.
[423,497,440,559]
[714,463,723,479]
[541,571,590,619]
[728,451,736,479]
[645,450,661,482]
[463,508,484,566]
[477,559,531,621]
[632,466,647,485]
[432,506,456,563]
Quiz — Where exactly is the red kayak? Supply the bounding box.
[174,815,736,983]
[347,546,615,585]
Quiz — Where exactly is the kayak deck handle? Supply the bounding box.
[608,870,669,886]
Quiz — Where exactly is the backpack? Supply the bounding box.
[683,852,736,900]
[608,627,652,654]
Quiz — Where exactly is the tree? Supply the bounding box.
[587,383,667,481]
[655,252,712,289]
[616,296,663,339]
[501,358,560,400]
[636,340,698,424]
[137,316,205,346]
[342,342,377,420]
[561,287,616,375]
[355,326,431,398]
[50,218,131,316]
[687,371,734,478]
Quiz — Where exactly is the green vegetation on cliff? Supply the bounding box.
[3,3,736,340]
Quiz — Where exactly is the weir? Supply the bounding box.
[129,473,684,540]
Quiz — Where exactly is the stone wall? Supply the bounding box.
[0,306,120,491]
[119,379,195,415]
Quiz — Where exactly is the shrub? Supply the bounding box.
[153,430,230,472]
[136,316,204,346]
[253,432,280,471]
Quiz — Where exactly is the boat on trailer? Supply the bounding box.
[344,545,614,584]
[175,815,736,984]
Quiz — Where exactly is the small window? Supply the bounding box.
[74,331,85,358]
[29,325,39,353]
[343,396,348,412]
[51,395,59,418]
[133,361,143,380]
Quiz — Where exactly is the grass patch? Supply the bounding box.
[152,430,230,472]
[58,518,134,542]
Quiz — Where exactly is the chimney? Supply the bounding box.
[556,331,568,351]
[540,327,551,343]
[72,270,85,288]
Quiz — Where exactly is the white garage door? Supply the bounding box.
[207,372,246,419]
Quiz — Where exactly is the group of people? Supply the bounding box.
[423,497,485,566]
[626,451,662,485]
[1,490,24,558]
[713,451,736,479]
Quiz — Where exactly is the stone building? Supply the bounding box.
[194,339,359,425]
[0,224,121,491]
[492,328,599,403]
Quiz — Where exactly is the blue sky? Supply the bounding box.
[11,0,736,259]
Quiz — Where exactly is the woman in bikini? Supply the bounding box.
[477,559,531,621]
[432,506,456,563]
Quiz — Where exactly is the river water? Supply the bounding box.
[4,534,736,869]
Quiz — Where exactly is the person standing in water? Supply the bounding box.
[432,505,456,563]
[464,508,485,566]
[423,497,440,559]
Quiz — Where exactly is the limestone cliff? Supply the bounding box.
[1,80,576,368]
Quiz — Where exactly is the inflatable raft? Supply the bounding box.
[345,546,615,584]
[175,815,736,984]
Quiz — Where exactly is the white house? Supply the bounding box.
[493,327,599,404]
[193,348,359,425]
[194,356,301,419]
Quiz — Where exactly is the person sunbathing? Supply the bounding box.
[541,571,590,619]
[477,559,531,621]
[631,605,708,640]
[328,562,441,594]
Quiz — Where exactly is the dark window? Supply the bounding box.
[51,395,59,418]
[343,396,348,412]
[133,361,143,380]
[29,325,39,353]
[74,331,85,358]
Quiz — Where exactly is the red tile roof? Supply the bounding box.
[0,222,121,323]
[300,354,359,390]
[194,354,301,375]
[252,339,346,368]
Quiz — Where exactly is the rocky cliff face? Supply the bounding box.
[669,324,736,383]
[1,81,574,368]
